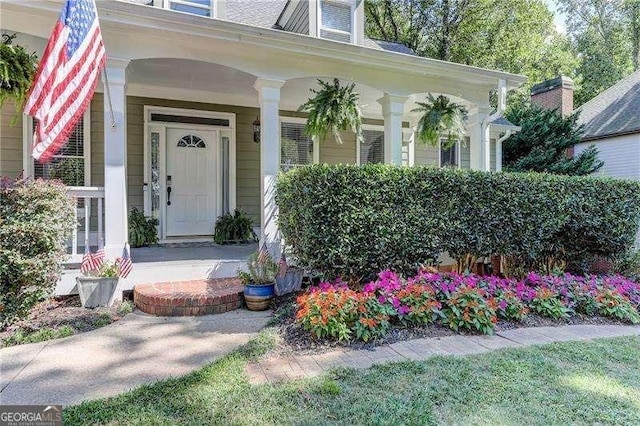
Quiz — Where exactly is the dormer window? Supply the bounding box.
[155,0,216,18]
[319,0,354,43]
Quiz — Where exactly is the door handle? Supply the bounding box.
[167,186,172,206]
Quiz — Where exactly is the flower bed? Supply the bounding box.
[295,270,640,342]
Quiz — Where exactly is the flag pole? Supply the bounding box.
[101,70,117,129]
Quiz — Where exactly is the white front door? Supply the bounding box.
[166,127,217,237]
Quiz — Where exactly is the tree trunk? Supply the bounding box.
[439,0,452,61]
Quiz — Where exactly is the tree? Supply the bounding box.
[503,103,604,176]
[557,0,636,106]
[365,0,578,92]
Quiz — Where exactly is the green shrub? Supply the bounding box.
[530,287,572,319]
[613,250,640,282]
[276,165,640,281]
[128,208,158,248]
[441,286,498,334]
[213,209,257,244]
[0,178,76,327]
[593,288,640,324]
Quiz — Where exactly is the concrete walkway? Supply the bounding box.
[246,324,640,383]
[0,309,271,406]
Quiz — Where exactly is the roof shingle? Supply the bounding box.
[576,70,640,140]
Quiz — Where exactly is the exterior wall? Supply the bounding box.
[575,134,640,180]
[460,139,470,169]
[490,139,496,171]
[414,143,439,167]
[320,131,357,164]
[282,0,310,34]
[0,101,24,178]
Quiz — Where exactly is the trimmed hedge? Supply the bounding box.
[0,178,76,327]
[276,165,640,281]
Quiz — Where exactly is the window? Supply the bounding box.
[31,112,90,186]
[177,134,206,148]
[440,139,459,168]
[281,121,314,171]
[360,129,384,164]
[160,0,214,17]
[319,0,353,43]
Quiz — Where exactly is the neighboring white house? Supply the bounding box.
[572,70,640,180]
[0,0,525,293]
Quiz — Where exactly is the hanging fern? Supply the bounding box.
[412,94,468,149]
[0,33,38,118]
[298,78,363,144]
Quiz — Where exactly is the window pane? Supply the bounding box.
[321,1,351,32]
[281,122,313,171]
[151,132,160,218]
[33,117,85,186]
[170,0,211,16]
[221,135,230,214]
[360,129,384,164]
[34,157,85,186]
[440,141,458,168]
[150,114,229,127]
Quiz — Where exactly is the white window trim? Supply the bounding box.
[279,116,320,166]
[22,111,91,186]
[154,0,217,18]
[317,0,356,44]
[438,138,461,169]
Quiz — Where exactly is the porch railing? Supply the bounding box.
[67,186,105,260]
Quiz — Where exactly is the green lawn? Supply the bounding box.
[64,332,640,425]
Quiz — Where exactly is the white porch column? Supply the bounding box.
[467,106,491,171]
[254,78,285,255]
[378,94,408,165]
[103,59,129,258]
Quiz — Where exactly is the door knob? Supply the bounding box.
[167,186,172,206]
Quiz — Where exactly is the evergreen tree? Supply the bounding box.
[503,104,604,175]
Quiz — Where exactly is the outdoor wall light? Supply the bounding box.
[252,117,261,143]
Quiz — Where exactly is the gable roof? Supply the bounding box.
[576,70,640,141]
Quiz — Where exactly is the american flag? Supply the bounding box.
[24,0,106,163]
[278,252,288,278]
[93,240,105,268]
[80,246,94,274]
[256,243,270,263]
[116,243,133,279]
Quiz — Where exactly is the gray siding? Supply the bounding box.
[0,101,24,178]
[281,1,309,34]
[490,138,496,171]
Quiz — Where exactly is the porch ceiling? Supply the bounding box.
[127,58,388,117]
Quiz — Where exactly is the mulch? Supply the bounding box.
[0,296,130,345]
[269,292,631,356]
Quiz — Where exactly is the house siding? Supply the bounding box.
[414,143,439,167]
[282,1,310,34]
[0,101,24,178]
[575,134,640,180]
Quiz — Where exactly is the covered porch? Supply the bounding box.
[1,0,526,295]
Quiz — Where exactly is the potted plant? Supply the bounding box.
[0,33,38,121]
[298,78,363,145]
[274,252,304,296]
[238,248,279,311]
[76,261,120,308]
[213,209,257,244]
[412,93,468,149]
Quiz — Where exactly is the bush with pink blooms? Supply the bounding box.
[295,269,640,341]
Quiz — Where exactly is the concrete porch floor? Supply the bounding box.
[131,243,257,263]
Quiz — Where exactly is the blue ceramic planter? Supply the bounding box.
[244,283,275,311]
